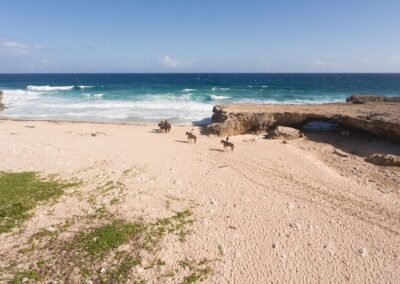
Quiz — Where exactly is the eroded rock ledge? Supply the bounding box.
[207,95,400,142]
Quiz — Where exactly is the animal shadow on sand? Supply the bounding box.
[149,129,165,134]
[209,148,225,152]
[175,139,189,144]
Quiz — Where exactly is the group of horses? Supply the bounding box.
[157,120,234,151]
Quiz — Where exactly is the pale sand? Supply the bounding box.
[0,119,400,283]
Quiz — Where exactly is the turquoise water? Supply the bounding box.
[1,73,399,123]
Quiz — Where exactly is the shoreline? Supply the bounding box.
[0,116,210,127]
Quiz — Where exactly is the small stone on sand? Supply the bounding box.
[173,180,181,185]
[358,247,368,257]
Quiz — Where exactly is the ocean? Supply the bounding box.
[1,73,399,124]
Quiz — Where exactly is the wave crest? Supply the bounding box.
[212,87,230,91]
[210,95,230,100]
[27,85,74,91]
[182,88,196,92]
[82,93,104,98]
[78,85,94,89]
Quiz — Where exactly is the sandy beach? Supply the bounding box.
[0,119,399,283]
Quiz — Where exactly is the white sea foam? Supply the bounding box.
[2,89,43,101]
[236,97,345,105]
[27,85,74,91]
[182,88,196,92]
[1,89,213,123]
[212,87,230,91]
[82,93,104,98]
[78,85,94,89]
[210,95,230,100]
[261,85,269,88]
[1,88,346,123]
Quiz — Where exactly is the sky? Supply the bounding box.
[0,0,399,73]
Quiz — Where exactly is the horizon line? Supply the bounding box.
[1,72,400,75]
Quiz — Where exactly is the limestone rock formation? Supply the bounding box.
[346,94,400,104]
[207,95,400,142]
[265,126,302,140]
[365,154,400,167]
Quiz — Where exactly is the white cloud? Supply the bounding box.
[2,40,31,49]
[161,55,179,68]
[0,39,44,52]
[160,55,189,68]
[310,60,338,67]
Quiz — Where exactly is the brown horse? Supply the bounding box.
[185,132,197,143]
[221,138,234,151]
[158,120,171,133]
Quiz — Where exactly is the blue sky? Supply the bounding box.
[0,0,399,73]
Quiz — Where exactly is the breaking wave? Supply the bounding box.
[210,95,230,100]
[212,87,230,91]
[1,89,213,123]
[82,93,104,98]
[27,85,74,91]
[78,85,94,89]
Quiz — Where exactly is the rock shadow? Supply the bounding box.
[303,129,400,158]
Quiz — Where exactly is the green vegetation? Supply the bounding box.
[77,220,145,257]
[0,172,78,233]
[96,180,127,194]
[147,210,194,246]
[1,169,214,283]
[6,208,215,283]
[179,259,214,284]
[100,252,141,283]
[48,210,196,283]
[110,196,121,205]
[11,269,42,284]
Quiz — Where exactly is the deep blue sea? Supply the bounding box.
[1,73,399,123]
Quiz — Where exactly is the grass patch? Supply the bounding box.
[77,220,145,257]
[63,211,194,282]
[6,205,213,283]
[11,269,42,284]
[99,252,141,283]
[0,172,78,233]
[179,259,214,284]
[146,210,194,247]
[110,197,121,205]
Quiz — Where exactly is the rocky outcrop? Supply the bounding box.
[265,126,303,140]
[346,94,400,104]
[365,154,400,167]
[207,95,400,142]
[0,90,4,112]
